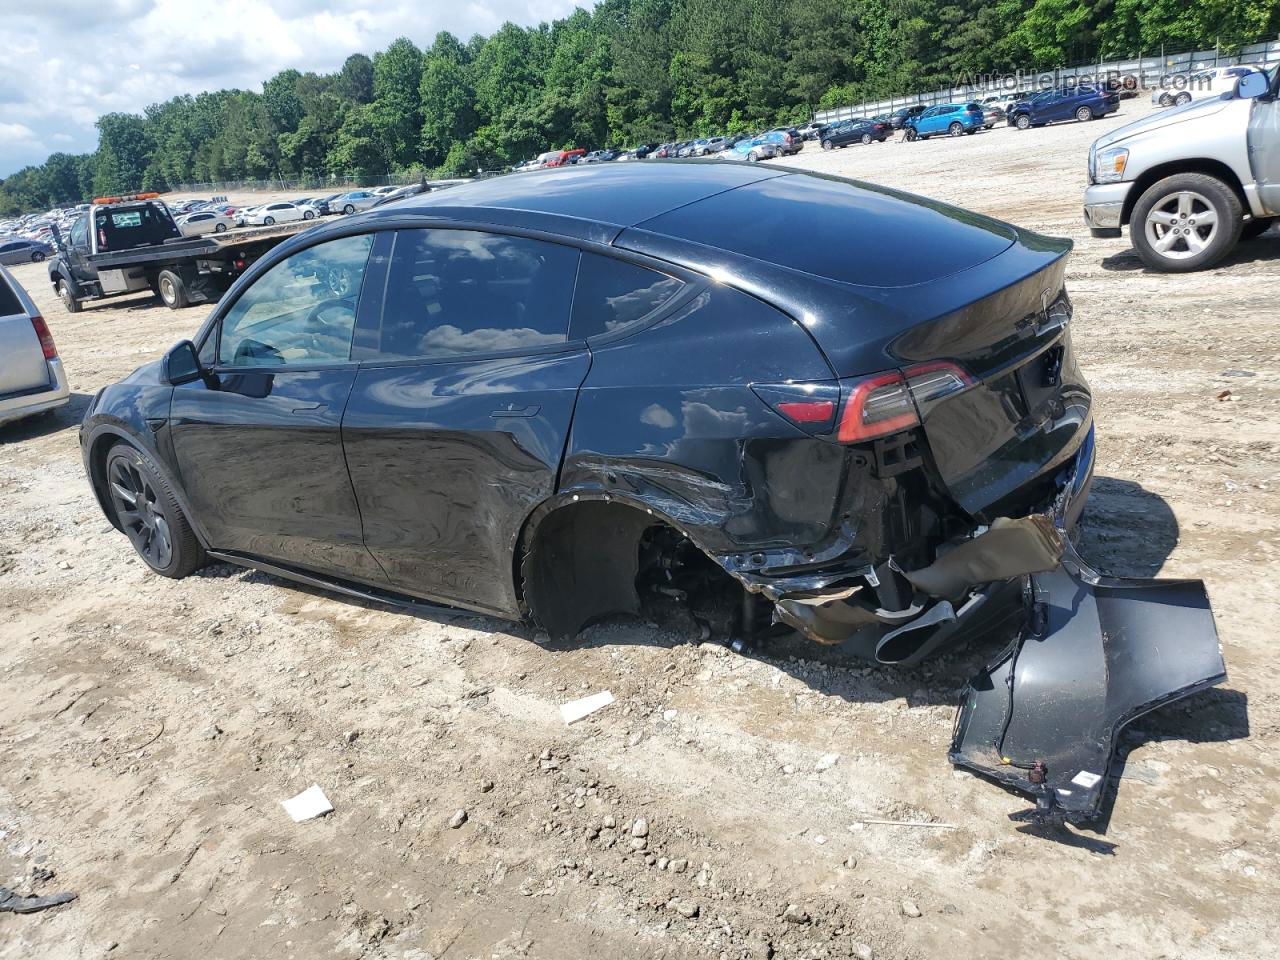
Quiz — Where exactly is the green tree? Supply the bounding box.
[370,37,424,168]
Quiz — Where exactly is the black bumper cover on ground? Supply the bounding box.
[950,544,1226,824]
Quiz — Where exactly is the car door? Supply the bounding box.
[341,227,589,617]
[1247,75,1280,214]
[0,242,20,266]
[169,231,387,581]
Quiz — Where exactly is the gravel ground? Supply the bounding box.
[2,98,1278,959]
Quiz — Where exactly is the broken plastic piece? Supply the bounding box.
[561,690,615,724]
[904,515,1064,601]
[0,886,77,914]
[281,784,334,822]
[950,543,1226,824]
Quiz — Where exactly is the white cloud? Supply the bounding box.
[0,0,593,176]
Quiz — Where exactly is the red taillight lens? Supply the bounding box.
[836,362,974,443]
[777,400,836,424]
[837,372,918,442]
[31,315,57,360]
[753,382,841,434]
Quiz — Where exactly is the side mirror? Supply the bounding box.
[162,340,204,386]
[1237,71,1269,100]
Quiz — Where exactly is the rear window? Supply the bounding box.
[636,174,1017,288]
[93,204,177,250]
[570,253,683,339]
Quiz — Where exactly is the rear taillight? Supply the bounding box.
[837,362,974,443]
[31,315,57,360]
[837,372,918,442]
[752,382,841,434]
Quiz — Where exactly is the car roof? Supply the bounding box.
[371,162,789,242]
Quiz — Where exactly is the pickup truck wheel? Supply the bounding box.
[1075,106,1094,122]
[157,269,191,310]
[1241,217,1275,240]
[1132,174,1243,272]
[58,279,82,314]
[1015,114,1032,130]
[263,216,275,225]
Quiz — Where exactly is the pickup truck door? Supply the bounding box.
[1247,94,1280,215]
[66,216,94,282]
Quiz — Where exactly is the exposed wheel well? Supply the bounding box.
[88,433,128,531]
[1122,160,1248,227]
[516,498,747,641]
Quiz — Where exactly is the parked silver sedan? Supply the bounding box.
[176,211,236,236]
[0,265,70,427]
[0,237,54,265]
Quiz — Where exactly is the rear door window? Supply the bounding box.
[360,229,580,361]
[570,253,684,340]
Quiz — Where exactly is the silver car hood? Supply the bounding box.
[1093,95,1233,151]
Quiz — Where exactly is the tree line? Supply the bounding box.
[2,0,1277,215]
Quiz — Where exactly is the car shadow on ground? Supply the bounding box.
[1101,232,1279,272]
[0,392,94,444]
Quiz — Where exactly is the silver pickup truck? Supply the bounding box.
[1083,67,1277,271]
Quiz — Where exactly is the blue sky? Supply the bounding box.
[0,0,592,177]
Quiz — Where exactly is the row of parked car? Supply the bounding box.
[0,205,87,265]
[512,127,810,170]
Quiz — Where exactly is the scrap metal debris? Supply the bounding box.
[0,886,77,914]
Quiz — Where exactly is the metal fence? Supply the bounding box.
[164,171,428,195]
[814,38,1280,123]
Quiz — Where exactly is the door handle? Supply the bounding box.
[490,404,541,419]
[292,402,325,414]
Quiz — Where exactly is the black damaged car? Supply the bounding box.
[81,161,1224,825]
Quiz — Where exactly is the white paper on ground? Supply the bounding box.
[281,784,334,822]
[560,690,615,725]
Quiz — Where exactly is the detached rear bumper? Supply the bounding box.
[950,541,1225,824]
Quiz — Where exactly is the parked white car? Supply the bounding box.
[240,202,313,226]
[176,211,236,236]
[1153,65,1260,107]
[0,265,70,427]
[331,191,380,214]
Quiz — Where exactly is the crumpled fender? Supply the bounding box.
[949,542,1226,825]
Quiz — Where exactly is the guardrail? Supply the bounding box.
[814,38,1280,123]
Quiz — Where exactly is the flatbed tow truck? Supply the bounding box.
[47,193,324,312]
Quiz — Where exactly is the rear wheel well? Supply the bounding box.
[517,499,748,641]
[1122,160,1248,226]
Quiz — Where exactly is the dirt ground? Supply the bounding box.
[3,98,1279,960]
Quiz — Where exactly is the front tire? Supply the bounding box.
[263,216,275,225]
[58,279,82,314]
[1175,92,1192,106]
[1159,93,1173,107]
[821,139,834,151]
[343,204,355,214]
[157,269,190,309]
[861,133,872,145]
[1130,173,1243,273]
[214,222,228,232]
[303,210,315,220]
[1075,106,1094,122]
[1015,114,1031,130]
[905,128,918,142]
[104,444,205,579]
[31,251,45,263]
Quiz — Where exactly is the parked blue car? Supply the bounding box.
[731,132,784,162]
[903,103,984,140]
[1007,85,1119,129]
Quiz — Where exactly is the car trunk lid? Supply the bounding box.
[0,296,50,398]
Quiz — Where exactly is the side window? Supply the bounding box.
[363,229,579,361]
[570,253,684,340]
[217,233,374,367]
[70,218,88,248]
